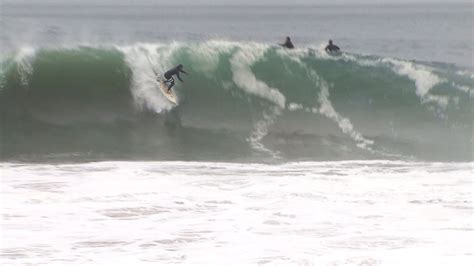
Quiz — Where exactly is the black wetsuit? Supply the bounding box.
[325,44,340,52]
[281,39,295,49]
[163,65,187,91]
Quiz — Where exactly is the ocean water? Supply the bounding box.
[1,2,473,265]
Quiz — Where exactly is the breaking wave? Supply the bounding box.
[1,41,472,161]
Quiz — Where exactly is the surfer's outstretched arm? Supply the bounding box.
[179,69,187,74]
[177,73,184,82]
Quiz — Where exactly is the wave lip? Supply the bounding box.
[1,41,473,162]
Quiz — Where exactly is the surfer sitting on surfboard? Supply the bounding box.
[325,40,340,53]
[162,64,187,92]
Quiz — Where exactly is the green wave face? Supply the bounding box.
[1,42,472,162]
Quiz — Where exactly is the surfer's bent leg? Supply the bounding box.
[167,77,175,92]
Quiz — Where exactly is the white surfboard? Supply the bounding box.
[157,80,177,105]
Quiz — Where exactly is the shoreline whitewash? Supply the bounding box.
[1,161,472,265]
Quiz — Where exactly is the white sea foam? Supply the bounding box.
[229,43,287,155]
[287,102,304,111]
[14,46,36,87]
[280,51,374,150]
[247,106,282,158]
[381,58,450,109]
[318,52,454,110]
[317,82,375,149]
[1,161,472,265]
[456,70,474,79]
[119,43,176,113]
[229,43,286,109]
[188,40,235,77]
[451,82,474,98]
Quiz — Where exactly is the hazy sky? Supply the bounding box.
[3,0,471,5]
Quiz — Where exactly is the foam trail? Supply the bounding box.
[0,63,6,90]
[247,106,282,158]
[230,43,286,155]
[280,50,374,149]
[230,44,286,108]
[287,103,304,111]
[187,41,235,77]
[318,82,374,149]
[317,51,452,110]
[120,43,175,113]
[456,70,474,79]
[14,46,36,87]
[453,83,474,98]
[382,58,450,109]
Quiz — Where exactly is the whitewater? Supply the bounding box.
[1,161,473,265]
[1,2,473,265]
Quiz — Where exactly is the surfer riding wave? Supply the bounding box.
[162,64,187,92]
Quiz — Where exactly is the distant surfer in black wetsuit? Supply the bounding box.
[279,36,295,49]
[162,64,187,92]
[325,40,340,53]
